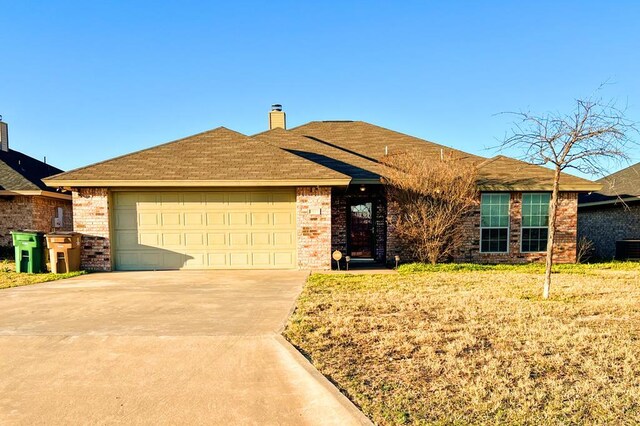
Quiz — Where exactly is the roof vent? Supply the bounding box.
[268,104,286,130]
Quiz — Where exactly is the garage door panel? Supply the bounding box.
[162,233,182,246]
[228,212,248,225]
[207,233,226,247]
[252,232,270,247]
[273,232,294,246]
[115,211,137,230]
[139,233,159,247]
[116,232,140,250]
[208,252,227,267]
[230,252,249,266]
[184,233,205,247]
[113,190,296,270]
[252,252,271,266]
[161,213,181,226]
[206,212,225,226]
[251,212,270,226]
[139,213,158,227]
[274,252,295,267]
[229,233,249,247]
[184,212,204,226]
[273,212,294,226]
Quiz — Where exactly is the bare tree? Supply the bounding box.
[382,152,478,264]
[501,96,637,298]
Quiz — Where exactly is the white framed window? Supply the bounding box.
[521,193,551,252]
[480,193,510,253]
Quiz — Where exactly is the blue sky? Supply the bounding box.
[1,1,639,177]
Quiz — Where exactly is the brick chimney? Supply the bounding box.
[268,104,286,130]
[0,116,8,152]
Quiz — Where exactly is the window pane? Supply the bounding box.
[480,193,510,253]
[481,228,508,253]
[522,227,548,252]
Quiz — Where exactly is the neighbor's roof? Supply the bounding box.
[0,148,69,197]
[579,162,640,207]
[44,127,351,187]
[476,155,601,192]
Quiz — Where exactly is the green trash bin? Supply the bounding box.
[11,230,46,273]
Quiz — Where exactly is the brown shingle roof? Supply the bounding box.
[477,155,601,192]
[45,127,351,187]
[253,127,382,182]
[289,121,483,164]
[45,120,600,192]
[289,121,598,191]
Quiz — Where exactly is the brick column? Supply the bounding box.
[72,188,111,271]
[296,187,331,269]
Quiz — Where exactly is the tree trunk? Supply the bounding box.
[543,167,562,299]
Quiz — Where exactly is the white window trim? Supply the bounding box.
[479,193,511,254]
[520,192,551,253]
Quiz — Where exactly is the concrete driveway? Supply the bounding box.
[0,271,370,425]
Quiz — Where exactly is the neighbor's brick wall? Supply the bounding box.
[72,188,111,271]
[0,195,72,249]
[0,196,34,248]
[386,192,578,264]
[578,202,640,260]
[296,187,331,269]
[31,196,73,234]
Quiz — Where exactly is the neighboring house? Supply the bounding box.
[44,106,599,271]
[578,162,640,260]
[0,119,73,251]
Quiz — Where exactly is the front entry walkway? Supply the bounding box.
[0,271,371,425]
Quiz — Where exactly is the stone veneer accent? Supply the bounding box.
[578,201,640,259]
[386,192,579,264]
[72,188,111,271]
[0,195,72,248]
[296,187,332,269]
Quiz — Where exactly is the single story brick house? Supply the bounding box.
[578,162,640,260]
[0,119,72,251]
[44,107,599,271]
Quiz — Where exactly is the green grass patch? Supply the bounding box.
[397,261,640,274]
[0,260,85,289]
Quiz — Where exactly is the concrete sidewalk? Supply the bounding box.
[0,271,371,425]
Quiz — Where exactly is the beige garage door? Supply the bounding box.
[113,190,297,270]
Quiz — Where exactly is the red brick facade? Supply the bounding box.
[72,188,111,271]
[296,186,332,269]
[386,191,578,264]
[0,195,72,248]
[70,186,578,271]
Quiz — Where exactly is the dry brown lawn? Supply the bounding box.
[284,269,640,425]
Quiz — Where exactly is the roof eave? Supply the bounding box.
[42,178,352,188]
[477,183,602,192]
[578,195,640,208]
[0,190,72,200]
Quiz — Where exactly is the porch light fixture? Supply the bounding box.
[359,184,366,192]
